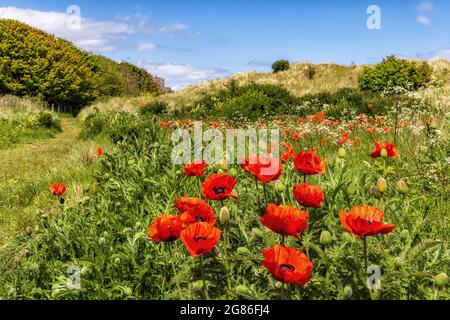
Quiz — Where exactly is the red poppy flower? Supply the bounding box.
[202,174,237,200]
[96,148,103,157]
[261,245,313,286]
[340,205,396,238]
[50,183,66,196]
[180,222,221,257]
[294,149,326,175]
[174,197,216,226]
[260,204,309,239]
[338,132,350,144]
[370,141,398,158]
[148,214,183,243]
[281,144,296,163]
[183,162,206,177]
[240,154,283,183]
[292,183,324,208]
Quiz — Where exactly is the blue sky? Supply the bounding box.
[1,0,449,89]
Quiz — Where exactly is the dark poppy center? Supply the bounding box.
[195,216,205,222]
[280,263,295,271]
[194,236,207,242]
[213,186,226,194]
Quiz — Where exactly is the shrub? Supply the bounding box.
[271,60,290,73]
[359,56,432,92]
[216,89,272,121]
[194,82,301,120]
[0,20,96,112]
[79,111,143,143]
[138,100,169,117]
[304,64,317,80]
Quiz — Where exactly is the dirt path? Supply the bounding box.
[0,117,81,181]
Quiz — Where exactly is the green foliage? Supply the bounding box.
[0,110,61,150]
[0,109,448,300]
[0,20,96,112]
[79,111,144,143]
[138,100,169,117]
[0,20,163,114]
[185,81,301,120]
[87,57,162,98]
[359,56,432,92]
[272,60,290,73]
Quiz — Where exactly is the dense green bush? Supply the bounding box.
[184,81,301,120]
[272,60,290,73]
[138,100,169,117]
[0,20,96,112]
[0,20,162,114]
[79,111,143,143]
[359,56,432,92]
[216,89,272,121]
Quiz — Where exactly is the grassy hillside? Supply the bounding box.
[159,58,449,111]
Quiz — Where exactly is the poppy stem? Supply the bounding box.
[167,243,182,298]
[262,183,269,205]
[223,225,232,295]
[198,177,202,197]
[363,237,368,272]
[200,256,210,300]
[254,177,262,211]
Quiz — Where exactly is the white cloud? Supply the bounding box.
[0,6,191,52]
[417,1,433,11]
[140,62,230,90]
[429,48,450,60]
[0,6,133,52]
[138,43,158,51]
[156,23,189,35]
[416,15,432,26]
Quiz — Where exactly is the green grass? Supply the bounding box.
[0,116,109,251]
[0,104,447,300]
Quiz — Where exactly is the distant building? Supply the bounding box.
[154,76,172,93]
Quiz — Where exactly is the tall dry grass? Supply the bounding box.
[0,95,47,117]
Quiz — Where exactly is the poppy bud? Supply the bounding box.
[81,266,90,275]
[434,273,448,288]
[345,256,359,271]
[219,207,230,225]
[397,179,409,194]
[393,257,403,268]
[274,281,283,289]
[380,148,388,158]
[400,229,409,241]
[123,287,133,296]
[25,226,33,236]
[236,285,251,296]
[114,258,121,265]
[344,285,353,299]
[338,148,346,158]
[343,232,354,242]
[252,227,264,239]
[275,181,284,192]
[229,168,238,177]
[193,280,205,290]
[320,231,332,246]
[377,177,387,193]
[220,163,228,170]
[98,237,106,246]
[237,247,250,255]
